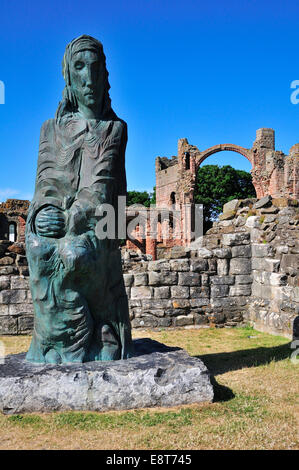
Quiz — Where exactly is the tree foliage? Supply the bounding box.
[194,165,256,232]
[127,189,156,208]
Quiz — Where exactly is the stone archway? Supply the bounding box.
[197,143,252,166]
[195,143,259,196]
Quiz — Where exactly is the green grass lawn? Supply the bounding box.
[0,326,298,450]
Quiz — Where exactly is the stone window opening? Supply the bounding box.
[185,152,190,170]
[9,223,17,242]
[170,192,176,205]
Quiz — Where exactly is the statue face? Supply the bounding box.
[70,49,105,114]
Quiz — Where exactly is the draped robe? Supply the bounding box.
[26,113,133,363]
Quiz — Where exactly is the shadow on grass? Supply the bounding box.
[210,376,235,403]
[197,342,292,376]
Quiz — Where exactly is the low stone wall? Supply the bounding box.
[0,241,32,335]
[206,196,299,338]
[0,196,298,338]
[124,235,252,329]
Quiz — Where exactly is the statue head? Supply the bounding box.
[56,35,115,121]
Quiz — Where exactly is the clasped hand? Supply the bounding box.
[35,206,66,238]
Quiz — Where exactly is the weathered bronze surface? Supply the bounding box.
[26,35,133,363]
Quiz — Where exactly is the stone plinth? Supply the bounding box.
[0,339,213,414]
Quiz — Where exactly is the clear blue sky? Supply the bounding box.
[0,0,298,200]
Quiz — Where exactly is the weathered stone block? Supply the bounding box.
[178,272,200,286]
[148,271,177,286]
[0,257,14,266]
[219,210,236,221]
[217,259,229,275]
[269,273,287,286]
[207,260,217,275]
[170,286,189,298]
[190,298,209,307]
[230,258,251,275]
[222,232,250,246]
[211,296,247,309]
[131,317,158,328]
[0,340,214,413]
[235,275,253,284]
[10,276,29,290]
[197,248,212,259]
[231,245,251,258]
[18,316,34,333]
[168,246,189,259]
[201,274,209,286]
[142,299,172,309]
[174,315,194,327]
[194,314,209,325]
[134,273,148,286]
[0,267,18,276]
[169,259,189,272]
[253,195,272,209]
[211,285,229,297]
[251,282,272,299]
[223,199,239,213]
[280,254,299,274]
[253,258,280,273]
[123,274,134,287]
[154,287,170,299]
[213,247,232,259]
[210,275,235,285]
[245,216,261,229]
[190,259,208,272]
[156,317,172,327]
[131,286,153,299]
[163,307,186,317]
[142,309,165,318]
[8,303,34,316]
[148,260,170,271]
[263,215,277,223]
[0,289,27,304]
[276,245,289,255]
[0,277,10,291]
[190,286,210,298]
[229,285,251,296]
[234,215,246,227]
[0,305,9,315]
[0,316,18,334]
[251,244,272,258]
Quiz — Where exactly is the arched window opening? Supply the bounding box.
[185,152,190,170]
[170,192,176,205]
[9,223,17,242]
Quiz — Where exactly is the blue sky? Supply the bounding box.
[0,0,298,200]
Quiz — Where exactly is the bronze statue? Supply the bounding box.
[26,35,133,363]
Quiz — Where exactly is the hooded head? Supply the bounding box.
[56,35,116,122]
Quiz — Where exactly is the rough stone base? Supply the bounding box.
[0,339,213,414]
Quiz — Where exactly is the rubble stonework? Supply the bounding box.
[0,196,298,339]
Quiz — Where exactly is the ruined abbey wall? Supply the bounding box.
[151,128,299,259]
[1,196,297,339]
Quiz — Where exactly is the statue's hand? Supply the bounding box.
[35,206,66,238]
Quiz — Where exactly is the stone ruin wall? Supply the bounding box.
[152,128,299,258]
[0,199,29,243]
[0,196,298,339]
